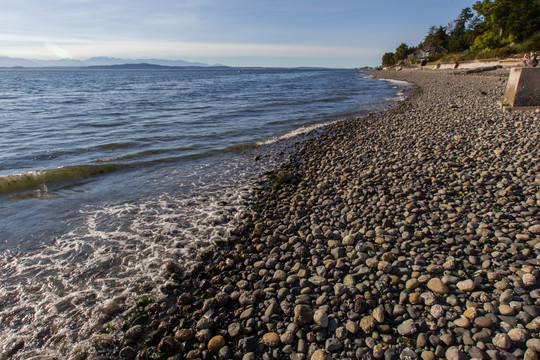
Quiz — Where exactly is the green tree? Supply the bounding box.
[422,26,449,49]
[393,43,409,63]
[448,8,474,37]
[448,8,477,52]
[382,52,395,66]
[473,0,540,41]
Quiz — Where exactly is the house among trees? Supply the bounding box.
[382,0,540,68]
[408,46,448,62]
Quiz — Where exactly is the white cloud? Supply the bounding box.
[0,38,383,60]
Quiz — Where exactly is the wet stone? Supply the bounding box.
[175,328,194,342]
[125,325,144,339]
[157,336,176,353]
[119,346,136,360]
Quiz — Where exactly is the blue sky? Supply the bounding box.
[0,0,476,68]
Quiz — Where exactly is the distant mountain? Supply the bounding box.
[85,63,235,70]
[0,56,210,68]
[82,57,210,67]
[0,56,42,67]
[86,63,175,70]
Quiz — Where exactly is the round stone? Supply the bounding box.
[208,335,225,353]
[524,348,538,360]
[373,306,385,323]
[325,338,343,352]
[219,346,231,359]
[314,309,329,328]
[125,325,144,339]
[526,338,540,352]
[196,317,214,329]
[346,320,359,334]
[280,332,294,345]
[102,299,121,315]
[526,317,540,331]
[492,333,512,350]
[262,332,280,347]
[406,278,420,290]
[456,279,475,292]
[360,315,377,334]
[430,305,445,319]
[421,350,436,360]
[523,273,536,287]
[508,328,528,343]
[311,349,331,360]
[475,316,492,328]
[421,292,437,306]
[445,346,467,360]
[499,304,514,316]
[294,304,314,326]
[397,319,417,336]
[427,278,449,295]
[228,322,242,337]
[453,316,471,328]
[175,328,194,342]
[463,307,478,319]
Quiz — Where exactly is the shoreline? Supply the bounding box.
[95,69,537,359]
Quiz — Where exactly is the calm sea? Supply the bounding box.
[0,67,407,357]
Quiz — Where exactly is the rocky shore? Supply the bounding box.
[110,69,539,360]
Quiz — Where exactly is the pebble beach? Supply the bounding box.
[99,69,539,360]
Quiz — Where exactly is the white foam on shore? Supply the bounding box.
[256,120,338,146]
[380,78,412,87]
[0,177,255,358]
[257,76,413,147]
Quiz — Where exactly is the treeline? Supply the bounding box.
[382,0,540,66]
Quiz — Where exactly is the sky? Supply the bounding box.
[0,0,477,68]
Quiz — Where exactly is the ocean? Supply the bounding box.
[0,67,407,358]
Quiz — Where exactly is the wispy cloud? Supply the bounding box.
[0,38,384,60]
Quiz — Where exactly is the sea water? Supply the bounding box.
[0,67,407,357]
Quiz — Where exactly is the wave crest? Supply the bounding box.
[0,164,126,195]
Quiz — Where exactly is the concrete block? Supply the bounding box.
[504,67,540,107]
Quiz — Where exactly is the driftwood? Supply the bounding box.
[463,65,501,74]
